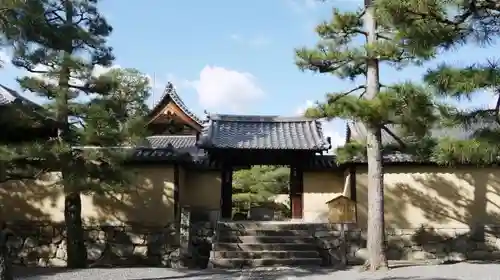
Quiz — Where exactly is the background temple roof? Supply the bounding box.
[197,114,331,151]
[347,120,499,162]
[148,82,203,126]
[0,85,39,106]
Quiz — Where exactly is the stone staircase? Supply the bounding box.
[209,221,323,268]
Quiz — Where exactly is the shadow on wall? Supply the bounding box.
[356,166,500,260]
[303,171,345,222]
[90,167,174,226]
[0,168,181,268]
[357,167,500,234]
[0,172,61,222]
[87,166,178,267]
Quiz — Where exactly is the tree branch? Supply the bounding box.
[381,125,407,148]
[328,85,366,103]
[495,89,500,124]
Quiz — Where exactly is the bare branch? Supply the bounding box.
[495,88,500,124]
[376,33,392,40]
[381,125,407,148]
[329,85,366,103]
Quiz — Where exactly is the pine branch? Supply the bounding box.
[381,125,406,148]
[425,60,500,98]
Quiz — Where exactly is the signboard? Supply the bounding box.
[326,195,356,224]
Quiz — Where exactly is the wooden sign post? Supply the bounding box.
[325,195,357,266]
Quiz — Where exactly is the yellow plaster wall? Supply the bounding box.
[183,170,221,211]
[0,167,177,226]
[355,166,500,230]
[303,171,345,222]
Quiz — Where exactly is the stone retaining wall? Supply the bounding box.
[5,222,180,267]
[314,225,500,266]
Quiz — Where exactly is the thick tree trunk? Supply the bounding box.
[0,247,11,280]
[59,1,86,268]
[64,192,87,268]
[365,128,388,270]
[0,229,12,280]
[364,0,388,271]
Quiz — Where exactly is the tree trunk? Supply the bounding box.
[364,0,388,271]
[64,192,87,268]
[0,229,12,280]
[0,248,12,280]
[59,1,86,268]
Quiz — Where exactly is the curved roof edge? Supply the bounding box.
[148,82,203,126]
[0,84,56,121]
[0,84,40,107]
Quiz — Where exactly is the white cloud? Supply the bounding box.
[230,34,270,48]
[92,64,121,77]
[321,120,346,153]
[0,51,9,65]
[295,100,346,154]
[295,99,315,115]
[186,65,265,112]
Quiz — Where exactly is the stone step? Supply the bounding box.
[213,250,320,259]
[217,235,316,244]
[218,229,312,237]
[214,242,317,251]
[218,222,336,231]
[209,257,323,268]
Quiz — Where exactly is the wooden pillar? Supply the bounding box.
[349,166,357,202]
[220,164,233,219]
[289,165,304,219]
[173,164,180,223]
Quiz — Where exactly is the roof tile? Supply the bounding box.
[0,85,20,105]
[197,114,330,150]
[142,135,197,149]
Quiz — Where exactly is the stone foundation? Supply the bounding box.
[5,222,180,267]
[314,225,500,266]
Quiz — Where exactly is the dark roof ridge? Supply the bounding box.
[148,82,202,125]
[147,135,196,138]
[0,84,41,106]
[208,113,318,122]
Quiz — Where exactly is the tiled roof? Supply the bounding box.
[148,83,202,125]
[74,135,338,169]
[303,155,339,170]
[197,114,331,151]
[0,85,26,105]
[0,84,57,126]
[141,135,197,149]
[135,135,204,160]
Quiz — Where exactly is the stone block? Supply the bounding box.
[87,242,106,261]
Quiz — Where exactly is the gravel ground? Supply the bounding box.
[12,262,500,280]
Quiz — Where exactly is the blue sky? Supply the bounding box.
[0,0,498,147]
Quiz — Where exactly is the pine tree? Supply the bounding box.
[2,0,151,268]
[232,166,290,216]
[374,0,500,242]
[376,0,500,165]
[422,61,500,166]
[295,1,438,270]
[374,0,500,51]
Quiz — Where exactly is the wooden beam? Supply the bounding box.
[173,164,180,223]
[149,103,202,132]
[289,165,304,219]
[349,166,357,202]
[220,164,233,219]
